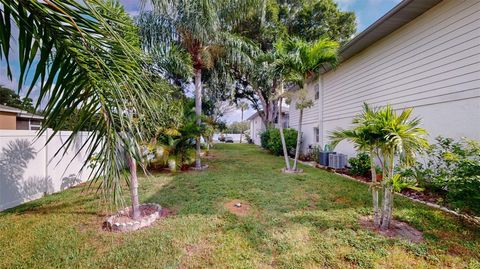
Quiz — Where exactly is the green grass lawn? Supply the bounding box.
[1,144,479,268]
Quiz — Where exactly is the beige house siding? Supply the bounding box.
[289,0,480,156]
[0,112,17,130]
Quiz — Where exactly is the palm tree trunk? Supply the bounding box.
[370,151,380,227]
[380,151,395,230]
[278,97,291,170]
[293,109,303,171]
[127,155,140,220]
[380,186,394,230]
[194,68,202,169]
[240,108,244,143]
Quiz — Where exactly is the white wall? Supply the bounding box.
[249,115,266,145]
[0,129,94,211]
[289,0,480,157]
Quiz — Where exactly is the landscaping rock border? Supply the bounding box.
[190,164,209,171]
[105,203,162,232]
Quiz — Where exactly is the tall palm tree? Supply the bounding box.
[0,0,175,220]
[237,101,249,143]
[261,41,299,171]
[137,0,259,170]
[277,37,339,172]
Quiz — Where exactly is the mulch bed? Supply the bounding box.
[359,216,423,243]
[316,165,445,209]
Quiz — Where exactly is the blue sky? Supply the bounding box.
[335,0,402,32]
[0,0,402,121]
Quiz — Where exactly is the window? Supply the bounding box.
[283,114,289,128]
[314,84,320,100]
[313,127,320,143]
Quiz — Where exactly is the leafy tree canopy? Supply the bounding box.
[234,0,356,51]
[0,85,35,113]
[226,121,249,134]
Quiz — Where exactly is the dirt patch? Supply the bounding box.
[359,216,423,243]
[224,199,252,217]
[282,168,304,174]
[334,196,349,204]
[306,193,319,210]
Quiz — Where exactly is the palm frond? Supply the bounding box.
[0,0,174,202]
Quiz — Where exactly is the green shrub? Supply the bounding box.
[348,152,371,177]
[260,129,271,149]
[266,128,298,156]
[403,137,480,214]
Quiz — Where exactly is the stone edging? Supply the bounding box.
[190,164,209,171]
[106,203,162,232]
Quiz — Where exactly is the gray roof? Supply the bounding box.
[246,107,289,121]
[318,0,443,74]
[0,104,44,120]
[0,104,22,113]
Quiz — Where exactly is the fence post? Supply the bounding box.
[44,128,49,194]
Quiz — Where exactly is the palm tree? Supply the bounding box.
[237,102,249,143]
[373,104,429,229]
[277,37,339,172]
[330,103,383,226]
[261,42,297,171]
[277,81,292,171]
[137,0,259,170]
[330,103,428,230]
[0,0,175,220]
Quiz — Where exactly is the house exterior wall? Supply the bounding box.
[0,112,17,130]
[289,0,480,156]
[249,115,266,145]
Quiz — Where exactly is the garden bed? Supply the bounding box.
[308,161,480,225]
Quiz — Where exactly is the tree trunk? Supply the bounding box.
[278,97,291,170]
[293,109,303,171]
[380,186,394,230]
[127,155,140,220]
[380,151,395,230]
[370,151,380,227]
[194,68,202,169]
[240,108,244,143]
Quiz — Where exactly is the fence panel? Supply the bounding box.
[0,129,93,211]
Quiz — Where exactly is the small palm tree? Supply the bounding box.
[330,103,428,230]
[373,104,429,229]
[330,103,383,226]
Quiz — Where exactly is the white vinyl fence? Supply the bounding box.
[0,129,95,211]
[212,133,247,143]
